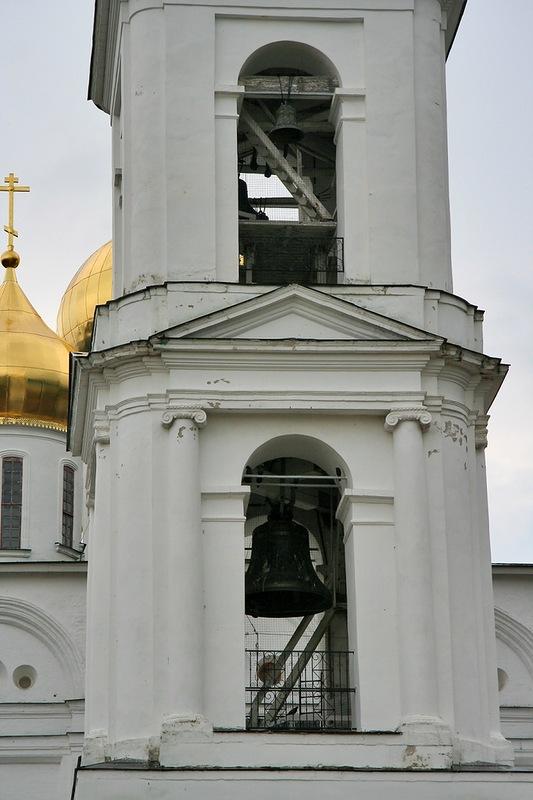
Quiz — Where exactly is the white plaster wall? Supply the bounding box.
[0,573,86,799]
[2,763,66,800]
[493,572,533,708]
[0,427,84,561]
[0,574,86,667]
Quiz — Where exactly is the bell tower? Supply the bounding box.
[72,1,520,797]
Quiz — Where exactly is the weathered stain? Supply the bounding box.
[213,378,230,384]
[442,420,466,445]
[147,741,160,766]
[427,449,439,458]
[402,744,431,769]
[207,401,221,408]
[176,426,186,439]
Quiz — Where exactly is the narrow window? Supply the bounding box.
[1,457,23,549]
[62,465,75,548]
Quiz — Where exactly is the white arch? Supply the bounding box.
[239,40,340,83]
[0,596,84,696]
[494,606,533,680]
[243,433,352,487]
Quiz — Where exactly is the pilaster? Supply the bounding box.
[329,89,369,284]
[199,487,249,733]
[336,490,399,731]
[215,86,244,282]
[83,416,112,765]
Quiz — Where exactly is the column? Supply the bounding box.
[215,87,244,282]
[83,418,111,764]
[384,408,440,726]
[201,487,249,728]
[329,89,369,283]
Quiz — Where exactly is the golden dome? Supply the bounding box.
[0,263,71,432]
[56,241,112,352]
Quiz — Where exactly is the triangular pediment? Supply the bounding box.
[153,285,437,342]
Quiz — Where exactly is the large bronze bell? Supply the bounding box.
[245,504,333,618]
[270,102,304,147]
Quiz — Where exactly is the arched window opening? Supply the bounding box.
[61,465,75,548]
[243,456,354,731]
[238,43,341,286]
[1,456,23,549]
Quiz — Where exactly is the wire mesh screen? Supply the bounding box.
[241,174,299,222]
[239,235,343,285]
[246,649,354,730]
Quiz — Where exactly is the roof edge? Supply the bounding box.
[444,0,468,58]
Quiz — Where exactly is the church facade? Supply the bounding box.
[1,1,533,797]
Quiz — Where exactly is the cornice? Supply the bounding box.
[440,0,468,57]
[0,561,87,574]
[89,0,120,112]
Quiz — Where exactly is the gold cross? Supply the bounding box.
[0,172,30,251]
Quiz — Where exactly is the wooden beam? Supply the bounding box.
[264,607,337,725]
[240,75,338,99]
[248,615,315,728]
[239,108,332,221]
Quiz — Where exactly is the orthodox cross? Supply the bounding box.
[0,173,30,252]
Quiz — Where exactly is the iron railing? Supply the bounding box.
[239,235,344,286]
[245,649,355,731]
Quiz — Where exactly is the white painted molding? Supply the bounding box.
[336,489,395,531]
[384,408,432,433]
[495,607,533,680]
[0,596,84,697]
[329,88,366,140]
[161,408,207,429]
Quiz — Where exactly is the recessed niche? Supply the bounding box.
[13,664,37,690]
[497,667,509,691]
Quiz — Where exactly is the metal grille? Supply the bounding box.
[239,235,344,286]
[246,649,354,730]
[62,465,75,548]
[1,457,23,549]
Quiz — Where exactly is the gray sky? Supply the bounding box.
[1,1,531,562]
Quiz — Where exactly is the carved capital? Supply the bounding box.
[475,415,490,449]
[161,408,207,429]
[384,408,432,433]
[93,415,110,445]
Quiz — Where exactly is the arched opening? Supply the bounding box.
[237,42,341,286]
[242,449,354,731]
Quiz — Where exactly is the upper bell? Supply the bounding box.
[270,102,304,147]
[245,503,333,618]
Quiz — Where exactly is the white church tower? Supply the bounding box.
[71,1,527,796]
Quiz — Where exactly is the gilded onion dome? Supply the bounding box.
[56,241,112,352]
[0,255,71,432]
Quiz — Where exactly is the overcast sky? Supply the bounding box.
[1,1,531,562]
